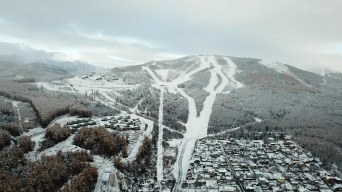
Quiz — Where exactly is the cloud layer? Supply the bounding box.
[0,0,341,71]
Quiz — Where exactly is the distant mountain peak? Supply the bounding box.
[0,54,99,81]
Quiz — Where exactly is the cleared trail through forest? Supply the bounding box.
[144,56,243,191]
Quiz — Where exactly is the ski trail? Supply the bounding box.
[130,98,145,114]
[172,58,211,85]
[144,56,244,191]
[143,64,164,84]
[173,56,231,191]
[157,87,164,187]
[321,68,326,85]
[99,91,116,103]
[12,101,24,134]
[207,117,262,137]
[222,57,244,89]
[207,127,241,137]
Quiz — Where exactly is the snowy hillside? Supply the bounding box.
[0,54,99,80]
[1,54,341,191]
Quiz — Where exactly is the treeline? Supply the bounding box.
[0,99,16,129]
[38,123,71,151]
[293,127,342,171]
[13,78,36,83]
[0,147,96,192]
[88,101,120,117]
[0,132,34,151]
[0,99,14,115]
[0,81,92,127]
[163,92,188,132]
[69,104,92,118]
[115,85,160,120]
[1,123,20,136]
[61,166,98,192]
[115,124,158,180]
[163,128,184,141]
[136,87,160,120]
[46,123,71,143]
[182,70,210,115]
[73,126,128,156]
[115,136,153,174]
[0,129,11,150]
[117,84,151,108]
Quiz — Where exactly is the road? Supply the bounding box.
[157,87,165,187]
[173,139,189,191]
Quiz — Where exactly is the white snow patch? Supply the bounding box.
[157,88,165,185]
[259,59,312,87]
[40,134,84,157]
[167,139,182,148]
[92,155,117,192]
[124,114,155,161]
[155,69,169,81]
[259,59,289,74]
[255,117,262,122]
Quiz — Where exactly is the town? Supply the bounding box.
[182,137,342,192]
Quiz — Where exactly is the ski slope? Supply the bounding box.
[157,87,164,186]
[144,55,244,191]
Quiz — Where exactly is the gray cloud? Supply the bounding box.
[0,0,341,71]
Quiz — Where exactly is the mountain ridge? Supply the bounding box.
[109,55,342,170]
[0,54,99,81]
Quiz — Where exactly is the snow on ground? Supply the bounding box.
[129,98,144,114]
[259,59,312,87]
[144,55,246,191]
[155,69,169,81]
[40,134,84,157]
[36,75,136,97]
[255,117,263,123]
[157,88,165,185]
[206,127,241,137]
[12,101,24,134]
[50,115,78,126]
[99,91,117,103]
[123,114,155,162]
[167,139,182,148]
[25,133,45,161]
[321,68,326,85]
[92,155,118,192]
[36,82,75,93]
[259,59,290,74]
[207,117,262,137]
[23,127,44,137]
[143,66,163,85]
[223,57,244,89]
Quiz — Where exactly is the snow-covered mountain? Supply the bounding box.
[111,55,342,154]
[110,54,342,139]
[109,55,342,189]
[0,54,99,80]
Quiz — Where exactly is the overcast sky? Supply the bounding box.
[0,1,341,72]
